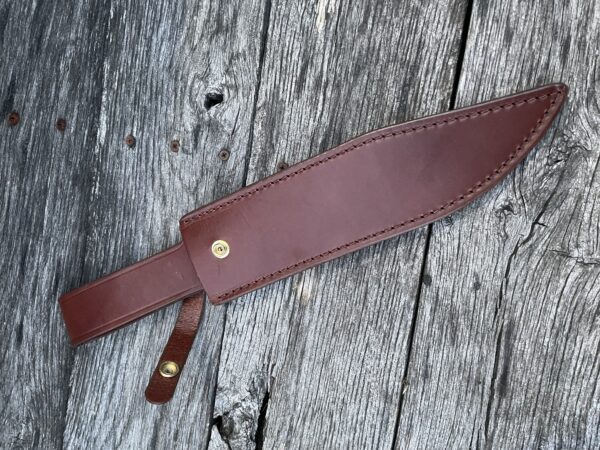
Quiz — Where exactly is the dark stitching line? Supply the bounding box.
[182,91,555,227]
[211,89,563,301]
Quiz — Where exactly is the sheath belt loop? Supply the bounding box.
[145,292,206,404]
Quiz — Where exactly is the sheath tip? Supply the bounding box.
[553,82,569,96]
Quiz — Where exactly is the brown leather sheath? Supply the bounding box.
[59,83,567,401]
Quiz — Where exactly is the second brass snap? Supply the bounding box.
[159,361,180,378]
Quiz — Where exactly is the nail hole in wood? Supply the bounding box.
[56,118,67,132]
[125,134,136,148]
[204,92,223,110]
[7,111,20,126]
[218,148,230,161]
[170,140,180,153]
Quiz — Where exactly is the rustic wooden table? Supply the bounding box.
[1,0,598,448]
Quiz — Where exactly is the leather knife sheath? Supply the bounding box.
[58,83,567,400]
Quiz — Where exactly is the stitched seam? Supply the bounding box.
[182,91,556,227]
[211,88,563,301]
[210,89,562,301]
[214,90,563,299]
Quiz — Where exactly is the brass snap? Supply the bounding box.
[159,361,180,378]
[211,240,230,259]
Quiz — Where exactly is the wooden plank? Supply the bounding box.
[62,0,269,447]
[3,1,596,448]
[210,1,469,448]
[0,2,111,448]
[395,0,600,448]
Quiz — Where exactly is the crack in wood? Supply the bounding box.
[240,0,272,187]
[391,224,432,449]
[254,389,270,449]
[449,0,474,108]
[483,318,504,444]
[391,0,474,447]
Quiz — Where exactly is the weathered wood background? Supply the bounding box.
[1,0,598,448]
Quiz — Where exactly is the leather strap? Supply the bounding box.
[59,242,202,345]
[145,293,205,404]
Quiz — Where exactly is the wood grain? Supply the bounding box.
[395,0,600,448]
[210,1,469,448]
[58,0,269,448]
[0,2,111,447]
[1,0,598,448]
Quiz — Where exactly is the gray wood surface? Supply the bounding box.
[0,0,598,449]
[0,2,112,447]
[396,1,600,448]
[211,0,468,448]
[61,0,268,448]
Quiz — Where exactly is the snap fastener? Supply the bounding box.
[211,240,230,259]
[159,361,180,378]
